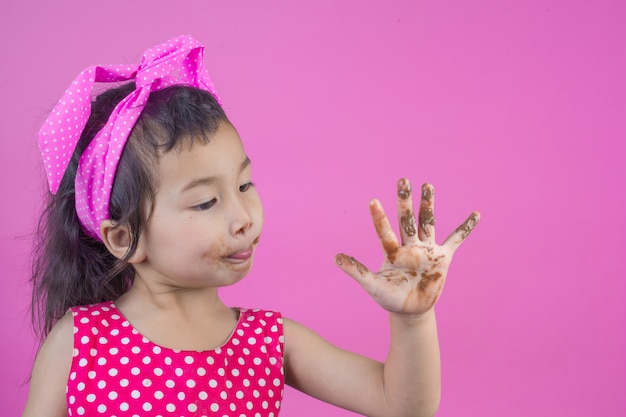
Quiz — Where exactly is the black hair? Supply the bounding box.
[30,83,228,338]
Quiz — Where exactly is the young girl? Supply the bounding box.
[23,35,479,417]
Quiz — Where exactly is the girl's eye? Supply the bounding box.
[239,182,254,192]
[193,199,217,211]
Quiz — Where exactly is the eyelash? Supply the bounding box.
[193,183,254,211]
[239,182,254,192]
[193,199,217,211]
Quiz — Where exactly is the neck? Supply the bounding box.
[113,277,240,351]
[116,274,230,320]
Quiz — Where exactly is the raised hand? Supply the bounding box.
[335,179,479,316]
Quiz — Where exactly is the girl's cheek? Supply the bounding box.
[256,206,265,233]
[252,193,264,224]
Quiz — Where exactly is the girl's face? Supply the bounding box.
[133,122,264,290]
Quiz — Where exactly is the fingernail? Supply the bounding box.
[422,184,434,200]
[397,178,411,200]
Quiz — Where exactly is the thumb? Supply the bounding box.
[335,253,376,290]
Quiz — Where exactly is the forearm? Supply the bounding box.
[382,309,441,417]
[331,179,478,416]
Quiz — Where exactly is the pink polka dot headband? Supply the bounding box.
[38,35,221,241]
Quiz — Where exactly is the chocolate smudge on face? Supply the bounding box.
[397,178,412,200]
[400,209,417,237]
[419,271,442,291]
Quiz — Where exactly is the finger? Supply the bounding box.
[334,253,377,292]
[334,253,371,279]
[396,178,418,246]
[443,211,480,252]
[370,199,400,263]
[418,183,436,243]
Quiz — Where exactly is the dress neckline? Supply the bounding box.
[102,301,246,354]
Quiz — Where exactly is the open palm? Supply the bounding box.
[336,179,479,316]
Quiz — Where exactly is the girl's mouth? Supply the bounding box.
[226,246,254,261]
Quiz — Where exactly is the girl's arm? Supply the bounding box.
[22,312,73,417]
[284,179,479,417]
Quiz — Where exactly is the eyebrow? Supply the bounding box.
[181,157,251,193]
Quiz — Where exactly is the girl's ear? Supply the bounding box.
[100,220,146,264]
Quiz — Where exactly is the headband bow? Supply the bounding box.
[38,35,221,241]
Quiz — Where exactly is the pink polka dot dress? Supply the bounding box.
[67,302,284,416]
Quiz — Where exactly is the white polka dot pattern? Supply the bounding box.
[67,302,284,416]
[37,35,221,241]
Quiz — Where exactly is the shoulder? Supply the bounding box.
[238,308,283,330]
[70,301,120,332]
[39,310,75,359]
[22,312,74,417]
[238,308,284,341]
[239,308,282,319]
[70,301,117,317]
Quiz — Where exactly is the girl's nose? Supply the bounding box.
[229,198,254,236]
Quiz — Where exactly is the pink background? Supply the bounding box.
[1,1,624,416]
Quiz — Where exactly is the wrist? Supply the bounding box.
[390,308,436,328]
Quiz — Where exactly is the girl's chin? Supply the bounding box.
[221,259,254,284]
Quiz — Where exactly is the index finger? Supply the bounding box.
[370,199,400,263]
